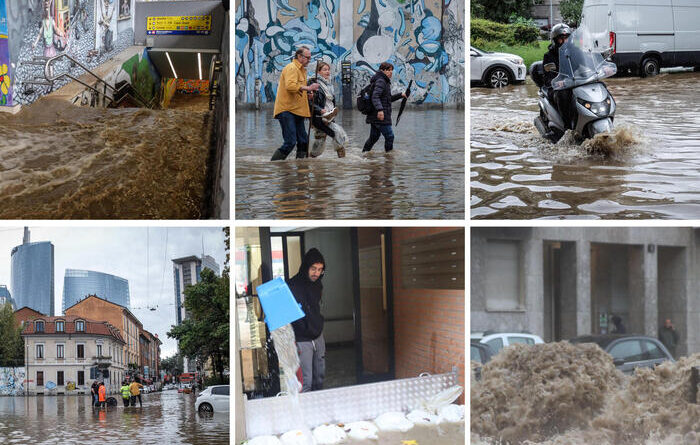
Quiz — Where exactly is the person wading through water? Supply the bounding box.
[271,46,319,160]
[308,61,348,158]
[362,62,407,153]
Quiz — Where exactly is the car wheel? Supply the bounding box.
[198,402,213,414]
[487,67,512,88]
[641,57,660,77]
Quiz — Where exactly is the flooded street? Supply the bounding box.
[0,390,228,444]
[471,72,700,219]
[235,109,465,219]
[0,97,211,219]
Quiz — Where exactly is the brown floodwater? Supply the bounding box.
[0,390,228,444]
[236,109,465,219]
[471,342,700,444]
[471,72,700,219]
[0,96,211,219]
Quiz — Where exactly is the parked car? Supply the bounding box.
[471,331,544,355]
[569,334,674,374]
[581,0,700,76]
[471,341,495,381]
[470,46,527,88]
[195,385,230,414]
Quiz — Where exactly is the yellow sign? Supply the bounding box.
[146,15,211,35]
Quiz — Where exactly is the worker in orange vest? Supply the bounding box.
[98,381,107,409]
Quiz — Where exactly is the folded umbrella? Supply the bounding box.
[395,80,413,126]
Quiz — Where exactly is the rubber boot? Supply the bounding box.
[296,143,308,159]
[336,146,346,158]
[271,149,289,161]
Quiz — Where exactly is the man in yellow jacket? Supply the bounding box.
[271,46,319,161]
[129,379,144,407]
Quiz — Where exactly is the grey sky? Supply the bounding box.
[0,226,227,359]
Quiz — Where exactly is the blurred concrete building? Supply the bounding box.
[471,227,700,357]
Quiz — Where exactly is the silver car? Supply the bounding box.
[470,46,527,88]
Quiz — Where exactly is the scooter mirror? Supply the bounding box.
[602,48,614,61]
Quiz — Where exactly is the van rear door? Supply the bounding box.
[671,0,700,67]
[637,0,675,66]
[581,0,613,50]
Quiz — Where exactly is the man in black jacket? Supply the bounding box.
[543,24,574,129]
[362,62,407,153]
[289,248,326,392]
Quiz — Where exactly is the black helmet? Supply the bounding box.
[551,23,572,45]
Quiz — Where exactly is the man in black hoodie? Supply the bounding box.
[362,62,407,153]
[288,248,326,392]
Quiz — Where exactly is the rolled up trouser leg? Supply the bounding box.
[329,122,348,156]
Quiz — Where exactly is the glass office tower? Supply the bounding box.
[11,229,54,316]
[62,269,131,313]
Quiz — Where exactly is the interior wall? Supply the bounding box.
[303,228,354,344]
[392,227,464,402]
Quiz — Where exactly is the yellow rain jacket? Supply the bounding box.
[120,384,130,399]
[273,59,310,118]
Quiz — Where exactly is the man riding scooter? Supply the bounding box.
[543,24,575,129]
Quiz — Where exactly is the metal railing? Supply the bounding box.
[39,53,156,109]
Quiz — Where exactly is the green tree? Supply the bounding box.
[161,353,184,376]
[471,0,534,23]
[0,303,24,367]
[168,228,229,383]
[560,0,584,26]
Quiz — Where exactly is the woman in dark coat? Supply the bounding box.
[362,62,406,153]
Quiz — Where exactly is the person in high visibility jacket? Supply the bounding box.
[120,381,131,407]
[98,382,107,409]
[129,379,144,407]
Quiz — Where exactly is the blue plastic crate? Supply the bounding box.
[255,277,305,332]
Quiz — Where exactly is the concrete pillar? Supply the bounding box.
[524,238,544,337]
[234,298,247,442]
[644,246,658,337]
[576,240,592,335]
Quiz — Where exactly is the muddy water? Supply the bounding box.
[236,109,465,219]
[471,72,700,219]
[471,342,700,444]
[0,97,211,219]
[0,390,228,444]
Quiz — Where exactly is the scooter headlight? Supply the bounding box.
[577,97,611,116]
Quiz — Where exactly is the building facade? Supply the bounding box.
[62,269,131,313]
[138,329,162,382]
[65,295,143,372]
[0,285,15,310]
[22,316,126,395]
[11,228,55,316]
[531,0,563,28]
[471,227,700,358]
[173,255,220,372]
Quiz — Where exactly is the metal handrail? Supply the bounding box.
[43,53,156,109]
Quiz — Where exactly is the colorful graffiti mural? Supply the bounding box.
[176,78,210,94]
[5,0,135,106]
[0,367,26,396]
[0,0,11,106]
[234,0,464,105]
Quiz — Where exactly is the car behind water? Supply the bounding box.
[470,46,527,88]
[569,334,674,374]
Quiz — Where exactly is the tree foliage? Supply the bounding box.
[167,228,230,383]
[0,304,24,367]
[471,0,534,24]
[161,353,184,376]
[560,0,584,26]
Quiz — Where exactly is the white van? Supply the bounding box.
[581,0,700,76]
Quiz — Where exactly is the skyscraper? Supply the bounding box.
[62,269,131,313]
[0,285,15,310]
[172,254,220,372]
[11,228,54,316]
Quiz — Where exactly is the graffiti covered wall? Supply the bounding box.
[0,367,26,396]
[234,0,464,106]
[0,0,11,106]
[6,0,135,106]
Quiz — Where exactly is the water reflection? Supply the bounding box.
[0,391,228,444]
[236,109,465,219]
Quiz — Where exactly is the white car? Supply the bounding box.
[470,46,527,88]
[195,385,229,414]
[471,332,544,355]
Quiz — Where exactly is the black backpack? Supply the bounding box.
[356,80,376,115]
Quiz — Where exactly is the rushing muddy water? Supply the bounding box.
[0,390,228,444]
[0,96,211,219]
[235,109,465,219]
[471,342,700,444]
[471,72,700,219]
